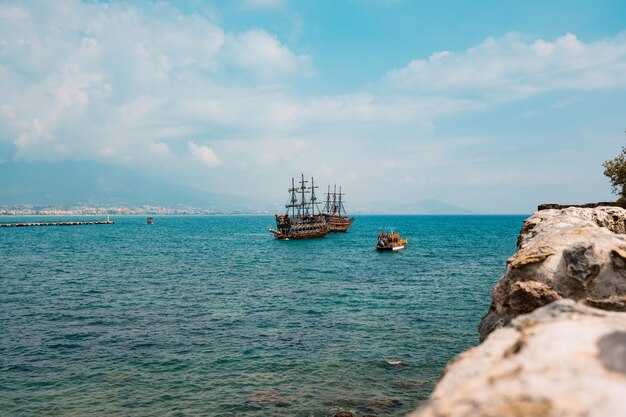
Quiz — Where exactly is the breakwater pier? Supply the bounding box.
[0,220,114,227]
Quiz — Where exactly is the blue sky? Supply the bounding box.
[1,0,626,213]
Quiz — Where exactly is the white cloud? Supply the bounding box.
[223,29,313,78]
[523,95,584,117]
[221,137,311,166]
[551,96,583,109]
[187,141,221,167]
[384,33,626,101]
[0,104,15,119]
[14,118,69,160]
[0,1,313,168]
[0,4,29,20]
[150,142,175,157]
[0,1,624,207]
[240,0,286,9]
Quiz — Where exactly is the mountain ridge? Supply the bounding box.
[0,161,473,214]
[0,161,258,209]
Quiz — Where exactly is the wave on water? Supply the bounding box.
[0,215,524,416]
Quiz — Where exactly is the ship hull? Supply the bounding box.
[376,244,405,251]
[270,215,329,240]
[269,228,328,240]
[324,215,354,232]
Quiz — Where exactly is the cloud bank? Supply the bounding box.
[385,33,626,101]
[0,1,625,208]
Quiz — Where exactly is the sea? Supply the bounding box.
[0,214,526,417]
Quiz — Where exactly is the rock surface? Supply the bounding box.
[408,300,626,417]
[409,207,626,417]
[479,206,626,340]
[537,202,625,211]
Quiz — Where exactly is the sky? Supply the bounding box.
[1,0,626,213]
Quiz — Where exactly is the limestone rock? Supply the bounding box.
[480,207,626,340]
[410,208,626,417]
[408,300,626,417]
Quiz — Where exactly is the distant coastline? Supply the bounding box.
[0,209,528,217]
[0,206,272,216]
[0,203,525,216]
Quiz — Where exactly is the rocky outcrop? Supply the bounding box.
[479,207,626,340]
[537,202,625,211]
[409,207,626,417]
[408,300,626,417]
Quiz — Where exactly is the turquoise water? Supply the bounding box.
[0,215,524,416]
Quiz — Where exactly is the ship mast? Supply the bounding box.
[324,184,331,214]
[299,174,309,216]
[337,185,346,216]
[337,185,345,216]
[310,176,321,216]
[286,177,298,217]
[284,174,325,218]
[332,184,338,215]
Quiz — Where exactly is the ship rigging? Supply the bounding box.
[322,184,355,232]
[269,174,329,240]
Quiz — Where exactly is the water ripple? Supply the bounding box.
[0,214,524,416]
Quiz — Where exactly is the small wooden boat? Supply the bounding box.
[146,217,154,224]
[376,229,407,251]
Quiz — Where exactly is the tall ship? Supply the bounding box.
[269,174,329,240]
[322,184,355,232]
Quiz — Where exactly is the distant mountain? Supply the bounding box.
[396,199,473,214]
[356,198,472,215]
[0,161,260,210]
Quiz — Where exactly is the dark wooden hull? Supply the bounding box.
[270,228,328,239]
[270,215,329,240]
[324,215,354,232]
